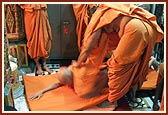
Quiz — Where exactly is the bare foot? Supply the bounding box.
[36,65,43,76]
[42,65,52,74]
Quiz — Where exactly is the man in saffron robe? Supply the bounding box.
[73,4,164,106]
[20,4,52,76]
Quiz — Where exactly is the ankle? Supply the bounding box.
[42,64,52,73]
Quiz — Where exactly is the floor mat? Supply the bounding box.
[23,74,109,111]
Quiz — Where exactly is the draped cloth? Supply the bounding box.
[82,4,164,103]
[72,4,97,51]
[69,32,110,98]
[20,4,52,59]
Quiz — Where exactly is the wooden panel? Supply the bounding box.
[60,4,79,59]
[5,4,25,42]
[4,85,15,107]
[47,4,79,62]
[9,43,28,68]
[47,4,61,60]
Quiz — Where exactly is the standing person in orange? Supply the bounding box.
[73,4,164,106]
[72,4,99,51]
[19,4,52,76]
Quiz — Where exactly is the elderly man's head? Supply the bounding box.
[57,67,73,87]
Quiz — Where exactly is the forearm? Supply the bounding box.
[40,83,62,94]
[76,29,102,65]
[77,48,90,65]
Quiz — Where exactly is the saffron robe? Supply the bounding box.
[20,4,52,59]
[72,4,96,51]
[82,4,164,103]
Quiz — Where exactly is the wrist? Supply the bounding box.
[40,90,44,94]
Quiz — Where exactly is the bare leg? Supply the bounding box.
[127,83,138,102]
[42,57,52,74]
[34,58,43,76]
[153,63,164,111]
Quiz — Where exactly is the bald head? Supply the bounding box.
[57,67,73,87]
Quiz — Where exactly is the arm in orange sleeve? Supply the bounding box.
[73,29,102,67]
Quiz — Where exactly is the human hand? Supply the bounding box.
[152,60,159,71]
[149,56,159,71]
[30,91,43,100]
[71,60,80,67]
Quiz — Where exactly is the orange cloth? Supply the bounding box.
[83,4,163,43]
[73,4,94,51]
[73,4,120,57]
[20,4,52,59]
[23,74,108,111]
[69,32,111,98]
[158,63,164,82]
[140,70,159,90]
[82,4,164,103]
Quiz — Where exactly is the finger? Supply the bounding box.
[30,96,35,100]
[29,95,34,99]
[37,95,42,100]
[30,94,37,100]
[31,96,37,100]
